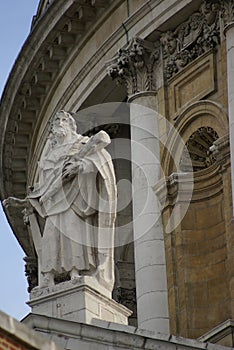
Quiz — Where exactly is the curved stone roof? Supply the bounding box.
[31,0,53,29]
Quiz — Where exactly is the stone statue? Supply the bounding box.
[3,111,117,290]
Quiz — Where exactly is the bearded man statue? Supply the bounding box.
[3,111,117,291]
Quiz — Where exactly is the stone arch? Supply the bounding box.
[161,100,230,339]
[162,100,229,176]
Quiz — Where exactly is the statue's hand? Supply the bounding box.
[2,198,11,208]
[2,197,27,208]
[62,160,83,180]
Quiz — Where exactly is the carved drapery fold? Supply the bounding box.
[106,37,160,95]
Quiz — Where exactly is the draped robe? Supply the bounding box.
[28,132,116,283]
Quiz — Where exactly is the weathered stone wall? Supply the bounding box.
[23,313,229,350]
[158,5,232,338]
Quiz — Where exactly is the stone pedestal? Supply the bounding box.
[28,276,132,325]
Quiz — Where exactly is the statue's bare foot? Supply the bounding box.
[40,272,55,288]
[70,268,80,283]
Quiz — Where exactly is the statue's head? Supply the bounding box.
[160,31,177,56]
[50,110,77,145]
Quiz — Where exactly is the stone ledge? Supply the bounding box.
[22,313,230,350]
[198,319,234,347]
[29,275,112,301]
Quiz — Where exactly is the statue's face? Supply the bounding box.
[161,31,177,56]
[52,112,70,139]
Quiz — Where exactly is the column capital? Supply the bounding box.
[221,0,234,35]
[106,37,160,96]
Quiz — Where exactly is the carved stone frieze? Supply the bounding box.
[107,37,160,95]
[161,0,221,79]
[107,1,225,88]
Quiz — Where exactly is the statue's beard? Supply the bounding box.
[53,127,67,142]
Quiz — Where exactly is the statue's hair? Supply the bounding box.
[49,110,77,147]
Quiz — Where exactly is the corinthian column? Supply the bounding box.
[107,37,169,333]
[223,1,234,216]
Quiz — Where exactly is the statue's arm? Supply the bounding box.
[76,130,111,158]
[62,131,111,179]
[92,130,111,149]
[2,196,29,209]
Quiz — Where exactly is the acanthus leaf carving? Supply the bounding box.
[221,0,234,29]
[107,37,160,95]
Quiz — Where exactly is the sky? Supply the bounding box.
[0,1,40,320]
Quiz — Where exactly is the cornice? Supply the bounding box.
[31,0,53,29]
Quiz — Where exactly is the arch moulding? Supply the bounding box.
[162,99,229,176]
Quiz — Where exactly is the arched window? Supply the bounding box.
[180,126,219,172]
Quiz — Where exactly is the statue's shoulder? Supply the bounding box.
[71,135,89,147]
